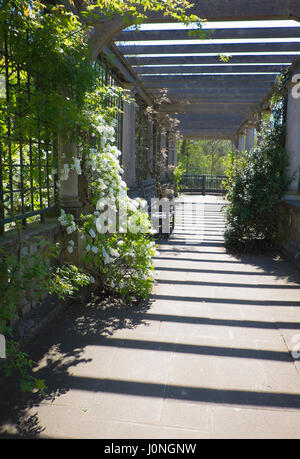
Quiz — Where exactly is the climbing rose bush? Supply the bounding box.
[58,84,159,303]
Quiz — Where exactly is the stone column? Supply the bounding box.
[147,121,154,178]
[237,133,245,151]
[173,140,178,167]
[122,88,136,188]
[58,134,83,212]
[58,133,85,265]
[168,138,178,166]
[285,80,300,193]
[245,125,256,151]
[160,130,167,181]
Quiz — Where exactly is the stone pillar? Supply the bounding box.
[285,80,300,193]
[245,125,256,151]
[147,121,154,178]
[58,133,85,265]
[168,138,178,166]
[173,140,178,167]
[160,130,167,181]
[122,88,136,187]
[58,134,83,212]
[237,133,245,151]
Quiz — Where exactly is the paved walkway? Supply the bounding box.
[2,194,300,438]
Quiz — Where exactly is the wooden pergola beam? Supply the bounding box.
[144,0,300,22]
[128,55,298,66]
[116,27,300,42]
[134,64,287,75]
[118,42,300,55]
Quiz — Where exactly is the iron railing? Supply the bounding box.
[0,26,58,234]
[0,30,124,234]
[180,174,226,194]
[96,56,123,153]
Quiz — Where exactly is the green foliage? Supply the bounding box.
[0,240,59,334]
[0,0,201,393]
[0,239,58,393]
[82,228,157,303]
[81,0,202,28]
[218,54,232,63]
[178,139,232,175]
[47,264,95,300]
[223,76,291,251]
[173,163,186,195]
[0,238,94,392]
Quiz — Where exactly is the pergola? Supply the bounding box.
[83,0,300,147]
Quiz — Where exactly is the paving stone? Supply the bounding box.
[211,405,300,438]
[2,195,300,439]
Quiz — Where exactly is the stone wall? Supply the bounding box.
[0,219,95,345]
[0,219,62,318]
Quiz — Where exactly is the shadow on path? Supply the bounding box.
[0,294,152,438]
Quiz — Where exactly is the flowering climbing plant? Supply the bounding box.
[57,80,159,303]
[0,0,203,392]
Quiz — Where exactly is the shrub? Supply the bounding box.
[223,79,291,252]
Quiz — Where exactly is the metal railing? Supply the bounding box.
[0,30,124,234]
[0,27,58,234]
[180,174,226,195]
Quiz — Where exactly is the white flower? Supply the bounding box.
[67,238,75,254]
[96,218,102,233]
[102,247,109,258]
[60,164,70,181]
[71,157,82,175]
[58,209,68,226]
[127,201,137,212]
[109,248,119,258]
[90,276,95,284]
[89,228,96,238]
[66,223,76,234]
[86,244,91,252]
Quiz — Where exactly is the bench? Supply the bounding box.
[141,179,175,238]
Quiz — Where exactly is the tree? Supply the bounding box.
[177,139,232,175]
